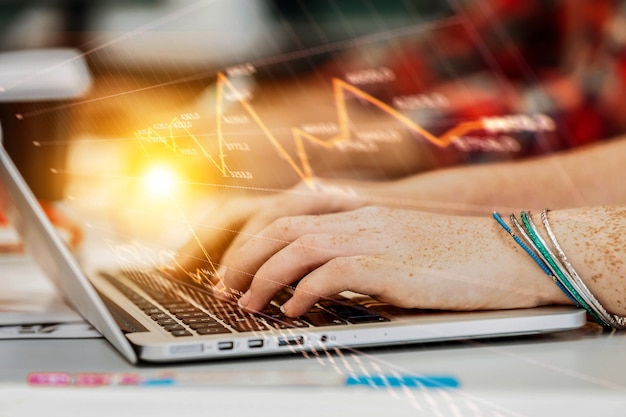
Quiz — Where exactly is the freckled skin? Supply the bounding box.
[223,206,573,316]
[217,204,626,318]
[179,139,626,319]
[546,207,626,316]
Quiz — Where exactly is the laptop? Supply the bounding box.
[0,138,586,364]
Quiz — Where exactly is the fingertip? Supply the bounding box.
[237,290,251,309]
[237,290,268,314]
[280,297,311,317]
[279,298,292,314]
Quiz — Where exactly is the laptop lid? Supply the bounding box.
[0,132,138,364]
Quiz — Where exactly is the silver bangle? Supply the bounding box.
[541,209,626,329]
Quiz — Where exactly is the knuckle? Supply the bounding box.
[358,205,385,216]
[269,216,293,234]
[324,256,354,276]
[291,234,333,258]
[293,233,322,248]
[292,277,318,297]
[293,272,328,300]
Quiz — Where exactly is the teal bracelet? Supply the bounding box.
[495,209,624,329]
[492,212,552,275]
[541,209,626,329]
[519,211,608,327]
[492,211,580,307]
[507,213,580,307]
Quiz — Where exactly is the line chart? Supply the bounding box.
[105,238,226,296]
[135,71,554,187]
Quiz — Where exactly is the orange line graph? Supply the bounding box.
[106,239,226,297]
[135,72,489,186]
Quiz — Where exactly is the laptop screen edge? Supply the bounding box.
[0,130,138,364]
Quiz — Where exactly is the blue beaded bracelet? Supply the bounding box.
[492,211,581,308]
[518,211,608,325]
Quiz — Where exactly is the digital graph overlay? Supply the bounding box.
[105,239,229,300]
[135,70,556,187]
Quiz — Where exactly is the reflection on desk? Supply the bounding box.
[1,325,626,416]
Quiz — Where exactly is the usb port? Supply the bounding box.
[217,341,234,350]
[277,336,304,347]
[248,339,264,349]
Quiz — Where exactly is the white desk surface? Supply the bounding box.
[2,255,626,416]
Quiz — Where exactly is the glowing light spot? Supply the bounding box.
[33,141,41,147]
[142,165,178,199]
[15,114,23,120]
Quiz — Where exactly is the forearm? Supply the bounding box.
[354,138,626,214]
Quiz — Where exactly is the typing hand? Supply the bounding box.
[222,207,570,317]
[175,179,369,288]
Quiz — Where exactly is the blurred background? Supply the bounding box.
[1,0,622,245]
[0,0,452,242]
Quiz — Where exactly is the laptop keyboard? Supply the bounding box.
[100,270,388,337]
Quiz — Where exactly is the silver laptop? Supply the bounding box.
[0,136,586,364]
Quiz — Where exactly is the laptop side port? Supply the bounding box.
[248,339,264,349]
[217,341,234,350]
[277,336,304,347]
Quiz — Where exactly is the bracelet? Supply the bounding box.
[492,212,552,276]
[541,209,626,329]
[492,211,580,307]
[507,213,580,307]
[519,211,606,326]
[493,210,625,329]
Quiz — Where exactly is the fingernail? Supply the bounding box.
[238,290,251,309]
[280,298,293,315]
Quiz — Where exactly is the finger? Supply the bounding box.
[240,233,378,312]
[220,208,287,268]
[221,186,367,266]
[174,197,256,281]
[280,256,361,316]
[282,253,432,316]
[223,210,377,291]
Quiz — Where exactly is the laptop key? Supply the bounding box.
[195,327,231,335]
[170,329,193,337]
[230,320,268,332]
[303,311,347,326]
[182,317,215,324]
[157,318,177,326]
[168,307,200,314]
[175,311,208,319]
[321,303,390,323]
[268,317,310,329]
[164,324,185,332]
[188,322,223,330]
[160,301,194,308]
[135,301,155,309]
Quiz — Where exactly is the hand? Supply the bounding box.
[223,207,571,316]
[175,179,371,282]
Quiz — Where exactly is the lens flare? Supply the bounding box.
[142,165,178,199]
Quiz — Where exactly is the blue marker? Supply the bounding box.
[345,374,460,389]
